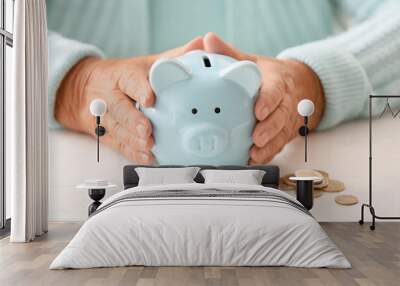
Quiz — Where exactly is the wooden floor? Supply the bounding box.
[0,222,399,286]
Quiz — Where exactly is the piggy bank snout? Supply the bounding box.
[183,125,228,158]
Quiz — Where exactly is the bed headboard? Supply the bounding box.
[123,165,280,189]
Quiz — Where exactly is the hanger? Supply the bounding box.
[379,98,400,118]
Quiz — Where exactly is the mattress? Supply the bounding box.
[50,183,350,269]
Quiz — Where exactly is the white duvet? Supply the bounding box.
[50,183,350,269]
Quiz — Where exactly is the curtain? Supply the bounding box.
[9,0,48,242]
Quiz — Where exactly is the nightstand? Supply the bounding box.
[77,180,117,216]
[289,176,322,210]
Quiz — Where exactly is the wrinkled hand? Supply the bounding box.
[55,37,204,164]
[204,33,325,164]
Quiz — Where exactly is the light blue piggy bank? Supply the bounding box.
[141,51,261,165]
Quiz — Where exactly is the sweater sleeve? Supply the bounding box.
[48,31,104,129]
[277,0,400,130]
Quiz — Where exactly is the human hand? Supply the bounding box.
[55,37,204,164]
[203,33,325,164]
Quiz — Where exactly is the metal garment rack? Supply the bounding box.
[359,95,400,230]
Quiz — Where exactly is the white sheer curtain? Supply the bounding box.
[9,0,48,242]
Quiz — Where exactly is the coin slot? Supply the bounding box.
[202,56,211,67]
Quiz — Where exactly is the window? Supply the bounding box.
[0,0,13,236]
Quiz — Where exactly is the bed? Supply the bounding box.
[50,165,350,269]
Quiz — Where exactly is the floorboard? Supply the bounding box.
[0,222,399,286]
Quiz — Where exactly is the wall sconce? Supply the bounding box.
[90,99,107,162]
[297,99,315,162]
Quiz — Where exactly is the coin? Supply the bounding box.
[323,180,345,192]
[282,174,296,187]
[335,194,359,205]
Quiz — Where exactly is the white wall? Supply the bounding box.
[48,116,400,222]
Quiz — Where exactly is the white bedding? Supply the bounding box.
[50,183,350,269]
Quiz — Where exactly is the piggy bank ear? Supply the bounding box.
[149,58,192,94]
[219,61,261,97]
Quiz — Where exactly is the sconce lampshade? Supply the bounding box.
[297,99,315,117]
[90,99,107,117]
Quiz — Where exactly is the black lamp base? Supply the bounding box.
[88,188,106,216]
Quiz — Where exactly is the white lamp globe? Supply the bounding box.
[90,99,107,116]
[297,99,315,117]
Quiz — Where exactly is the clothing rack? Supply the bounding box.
[359,95,400,230]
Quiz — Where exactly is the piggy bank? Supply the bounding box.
[141,51,261,165]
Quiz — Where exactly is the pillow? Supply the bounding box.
[135,167,200,186]
[200,169,266,185]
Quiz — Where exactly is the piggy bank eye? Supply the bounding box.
[214,107,221,114]
[192,108,198,115]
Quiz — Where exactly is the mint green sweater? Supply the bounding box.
[47,0,400,130]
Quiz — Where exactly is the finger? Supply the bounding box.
[106,90,152,138]
[203,32,253,61]
[120,36,204,107]
[252,107,287,148]
[161,36,204,58]
[255,77,287,121]
[117,63,155,108]
[250,129,289,164]
[100,134,154,164]
[249,157,273,165]
[102,115,154,152]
